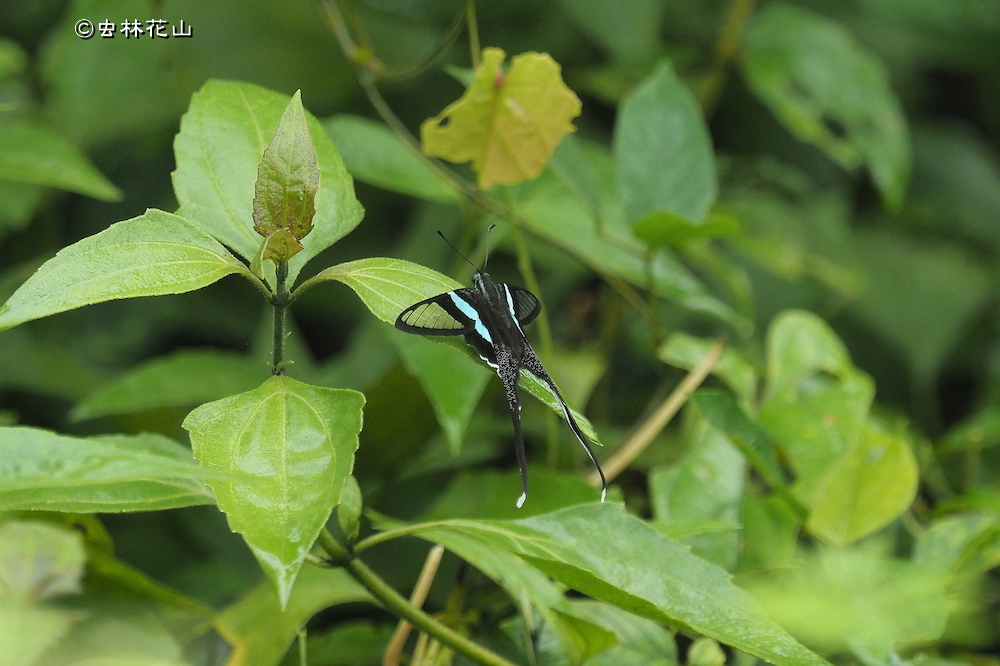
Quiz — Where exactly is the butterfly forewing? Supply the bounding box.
[395,290,475,335]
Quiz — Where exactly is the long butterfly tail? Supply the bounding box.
[522,348,608,502]
[497,347,529,508]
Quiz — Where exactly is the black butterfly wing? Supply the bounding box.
[507,285,541,327]
[395,289,476,336]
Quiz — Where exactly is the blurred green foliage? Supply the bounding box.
[1,0,1000,664]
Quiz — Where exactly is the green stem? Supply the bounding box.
[697,0,756,115]
[271,259,289,375]
[466,0,481,68]
[344,558,516,666]
[380,4,468,80]
[315,528,514,666]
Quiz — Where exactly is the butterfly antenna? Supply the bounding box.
[436,230,479,272]
[483,223,497,271]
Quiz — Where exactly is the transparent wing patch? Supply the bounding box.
[395,291,473,336]
[508,286,541,326]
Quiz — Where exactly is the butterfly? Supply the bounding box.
[395,226,607,507]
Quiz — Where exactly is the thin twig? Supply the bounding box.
[697,0,757,115]
[384,545,446,666]
[466,0,481,68]
[589,338,727,486]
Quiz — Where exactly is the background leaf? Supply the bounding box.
[0,209,250,332]
[614,60,716,231]
[72,349,267,421]
[324,114,458,204]
[421,48,581,189]
[742,4,910,209]
[806,421,919,545]
[0,428,215,512]
[0,119,121,200]
[390,331,491,455]
[216,567,372,666]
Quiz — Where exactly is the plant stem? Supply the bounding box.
[698,0,756,115]
[315,530,513,666]
[345,558,516,666]
[271,259,289,375]
[384,544,446,665]
[466,0,480,68]
[589,338,727,485]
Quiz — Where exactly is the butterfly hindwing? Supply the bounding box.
[506,285,541,327]
[394,289,476,336]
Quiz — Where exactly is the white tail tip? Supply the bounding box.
[600,487,607,503]
[516,492,526,508]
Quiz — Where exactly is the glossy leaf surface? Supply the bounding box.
[183,376,364,607]
[0,428,215,512]
[0,209,249,332]
[411,503,828,666]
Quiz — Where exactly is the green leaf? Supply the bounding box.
[633,210,740,248]
[739,492,800,574]
[173,80,364,286]
[252,91,320,262]
[380,515,581,660]
[558,600,677,666]
[744,547,948,660]
[850,230,991,384]
[29,602,190,666]
[742,5,910,209]
[658,334,756,408]
[513,148,745,328]
[614,60,716,229]
[0,603,76,666]
[216,567,372,666]
[419,469,605,521]
[763,366,874,508]
[914,514,1000,577]
[806,421,919,546]
[649,418,745,569]
[689,638,727,666]
[391,331,492,455]
[0,119,121,201]
[323,114,458,204]
[307,257,460,325]
[0,428,215,513]
[183,376,364,607]
[940,405,1000,455]
[764,310,854,394]
[0,521,85,603]
[421,48,582,189]
[555,0,665,63]
[0,38,28,78]
[412,504,829,666]
[72,349,266,421]
[0,209,250,332]
[690,390,787,493]
[502,606,618,666]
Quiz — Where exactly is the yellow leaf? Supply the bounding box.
[421,48,582,190]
